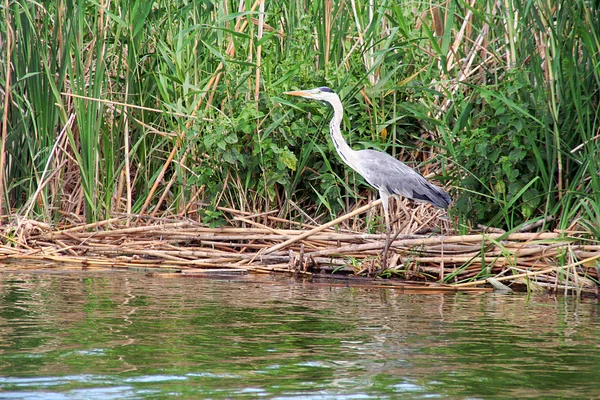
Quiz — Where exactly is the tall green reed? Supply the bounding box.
[0,0,598,236]
[417,0,599,233]
[2,0,72,219]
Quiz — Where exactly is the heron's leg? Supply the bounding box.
[380,192,391,233]
[379,192,391,271]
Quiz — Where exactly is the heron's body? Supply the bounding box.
[284,86,451,231]
[351,148,451,208]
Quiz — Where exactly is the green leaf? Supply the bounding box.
[223,151,236,164]
[280,148,298,171]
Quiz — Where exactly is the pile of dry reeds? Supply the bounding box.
[1,206,598,295]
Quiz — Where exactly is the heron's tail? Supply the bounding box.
[411,182,452,209]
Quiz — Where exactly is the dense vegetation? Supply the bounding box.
[1,0,599,236]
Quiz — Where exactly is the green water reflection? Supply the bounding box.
[0,272,599,399]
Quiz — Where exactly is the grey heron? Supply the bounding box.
[283,86,451,233]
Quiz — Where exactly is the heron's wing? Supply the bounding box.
[355,149,451,208]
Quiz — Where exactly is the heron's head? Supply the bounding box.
[283,87,339,103]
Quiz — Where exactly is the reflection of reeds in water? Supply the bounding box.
[3,272,598,388]
[3,216,598,295]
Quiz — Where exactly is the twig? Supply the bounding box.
[263,199,382,254]
[453,254,600,288]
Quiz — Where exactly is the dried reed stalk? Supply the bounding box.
[1,214,597,294]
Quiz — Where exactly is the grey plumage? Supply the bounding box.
[284,86,451,231]
[356,149,451,209]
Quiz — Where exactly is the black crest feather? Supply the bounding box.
[319,86,334,93]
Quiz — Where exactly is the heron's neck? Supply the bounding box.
[329,98,358,170]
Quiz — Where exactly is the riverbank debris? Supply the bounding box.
[1,216,598,295]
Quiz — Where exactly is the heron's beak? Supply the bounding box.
[283,90,314,98]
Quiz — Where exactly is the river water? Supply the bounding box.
[0,271,598,399]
